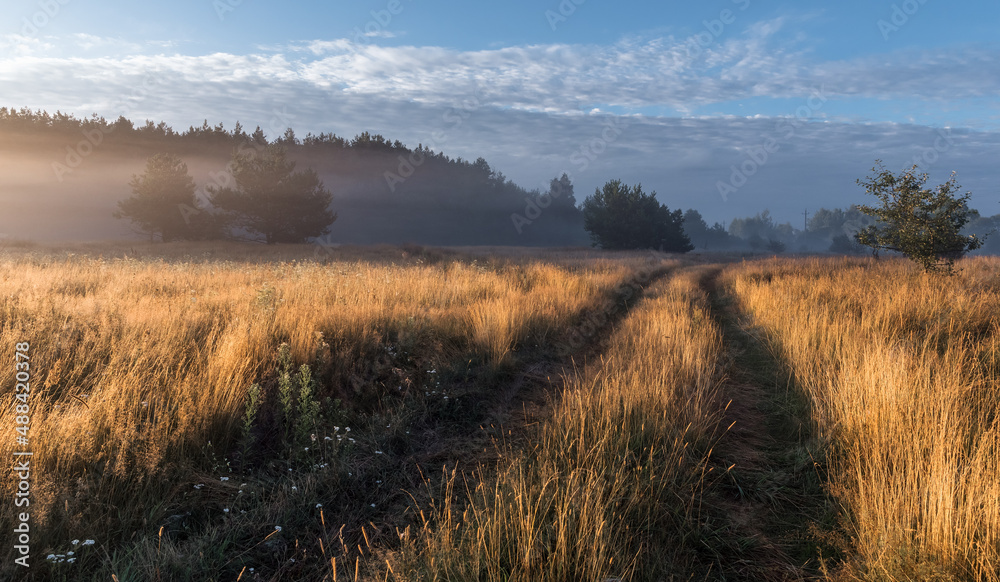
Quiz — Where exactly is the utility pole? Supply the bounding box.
[803,209,809,232]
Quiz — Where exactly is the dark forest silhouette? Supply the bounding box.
[2,106,998,253]
[0,107,586,246]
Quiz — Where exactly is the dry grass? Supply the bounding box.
[395,266,727,581]
[0,243,650,579]
[10,243,997,580]
[725,256,1000,580]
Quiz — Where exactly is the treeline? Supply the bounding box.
[684,206,1000,255]
[4,107,997,253]
[0,107,586,246]
[1,106,420,153]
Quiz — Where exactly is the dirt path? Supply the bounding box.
[370,262,678,542]
[379,261,838,580]
[697,267,835,581]
[475,261,678,464]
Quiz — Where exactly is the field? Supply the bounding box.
[1,242,999,581]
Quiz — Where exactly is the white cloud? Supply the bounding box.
[0,33,57,57]
[4,23,999,114]
[363,29,398,39]
[2,26,999,227]
[71,33,141,52]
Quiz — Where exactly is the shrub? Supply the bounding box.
[854,161,986,273]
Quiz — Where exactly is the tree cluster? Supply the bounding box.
[581,180,692,252]
[680,210,733,251]
[4,107,587,246]
[116,147,336,244]
[9,109,998,256]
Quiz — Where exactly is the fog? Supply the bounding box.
[3,119,996,255]
[0,127,588,246]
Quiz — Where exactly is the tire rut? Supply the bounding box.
[697,266,833,581]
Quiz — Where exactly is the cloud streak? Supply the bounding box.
[2,23,999,229]
[4,22,999,113]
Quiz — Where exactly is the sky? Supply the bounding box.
[3,0,1000,227]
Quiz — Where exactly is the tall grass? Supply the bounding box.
[0,245,643,577]
[725,256,1000,580]
[395,266,727,581]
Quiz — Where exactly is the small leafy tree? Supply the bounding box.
[209,145,336,244]
[115,153,204,241]
[854,161,985,273]
[582,179,693,252]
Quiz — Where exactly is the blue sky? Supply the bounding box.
[4,0,1000,227]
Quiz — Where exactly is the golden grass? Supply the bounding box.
[396,266,727,581]
[14,243,999,580]
[725,256,1000,580]
[0,244,646,572]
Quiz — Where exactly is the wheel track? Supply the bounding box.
[696,266,834,581]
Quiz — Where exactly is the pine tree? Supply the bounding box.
[114,153,203,241]
[208,146,336,244]
[582,180,693,252]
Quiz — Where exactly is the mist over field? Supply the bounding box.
[3,115,999,254]
[0,124,588,245]
[5,1,1000,581]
